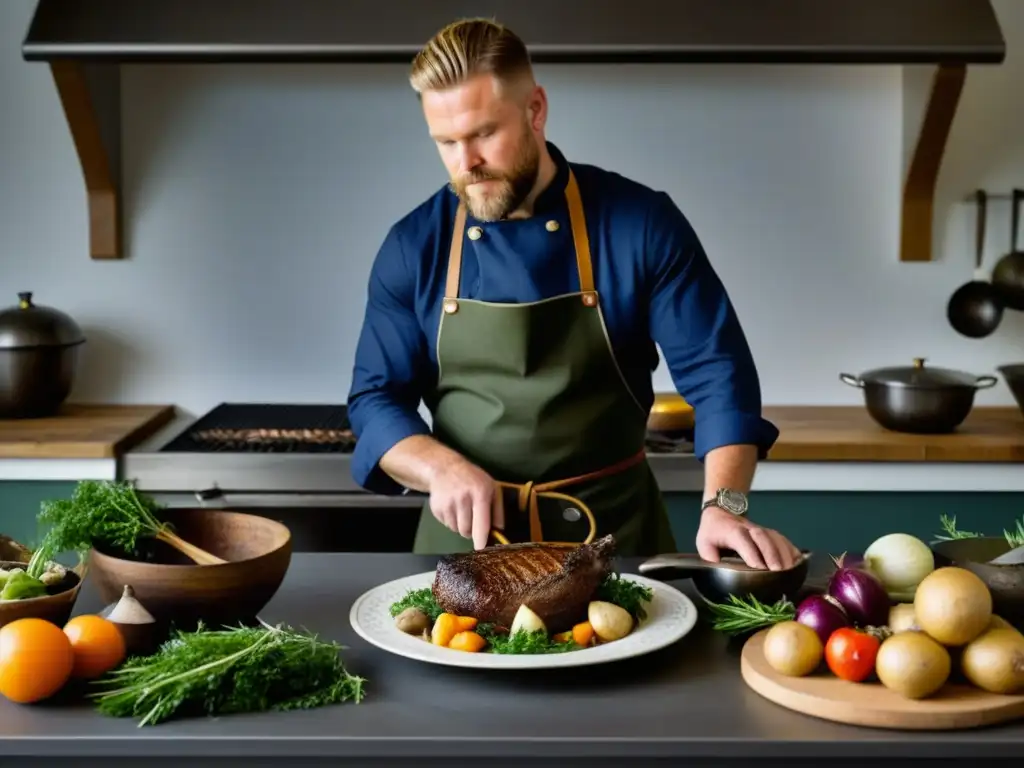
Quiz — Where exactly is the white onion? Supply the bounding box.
[863,533,935,591]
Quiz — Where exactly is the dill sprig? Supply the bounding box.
[90,620,366,727]
[703,594,796,636]
[27,480,171,579]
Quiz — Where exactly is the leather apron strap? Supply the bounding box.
[442,170,644,547]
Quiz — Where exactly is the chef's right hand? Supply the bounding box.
[428,458,503,550]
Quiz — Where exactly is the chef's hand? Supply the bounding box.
[695,506,801,571]
[428,457,504,550]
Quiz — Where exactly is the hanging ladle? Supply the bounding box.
[992,188,1024,311]
[947,189,1003,338]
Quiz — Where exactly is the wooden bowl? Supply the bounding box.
[0,560,84,629]
[87,508,292,633]
[647,392,695,433]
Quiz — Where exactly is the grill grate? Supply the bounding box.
[161,403,355,454]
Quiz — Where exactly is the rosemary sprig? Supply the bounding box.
[703,594,796,636]
[90,620,366,727]
[1004,517,1024,548]
[933,514,984,542]
[933,513,1024,548]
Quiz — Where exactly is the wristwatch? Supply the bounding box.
[701,488,749,517]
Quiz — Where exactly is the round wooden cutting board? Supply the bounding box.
[740,628,1024,730]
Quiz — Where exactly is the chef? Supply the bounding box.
[347,18,801,570]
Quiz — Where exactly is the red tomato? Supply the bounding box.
[825,627,880,682]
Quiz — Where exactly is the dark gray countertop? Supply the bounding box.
[1,553,1023,766]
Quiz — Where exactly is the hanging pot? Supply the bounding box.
[839,358,997,434]
[0,292,85,419]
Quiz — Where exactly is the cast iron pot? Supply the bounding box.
[0,292,85,419]
[839,357,997,434]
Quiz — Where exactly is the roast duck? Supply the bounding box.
[432,534,616,634]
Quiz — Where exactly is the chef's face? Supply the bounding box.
[421,73,545,221]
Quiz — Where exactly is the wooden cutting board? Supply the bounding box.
[740,628,1024,730]
[0,404,174,458]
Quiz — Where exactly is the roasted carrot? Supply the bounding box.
[454,616,478,631]
[553,630,573,643]
[449,631,487,652]
[431,614,461,647]
[572,621,596,647]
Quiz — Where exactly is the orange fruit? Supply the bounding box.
[0,618,75,703]
[63,615,126,679]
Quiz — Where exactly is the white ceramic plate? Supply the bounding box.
[349,571,699,670]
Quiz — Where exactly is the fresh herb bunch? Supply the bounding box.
[27,480,170,578]
[91,621,366,727]
[703,594,796,636]
[935,513,1024,548]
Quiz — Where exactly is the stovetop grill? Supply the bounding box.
[158,403,694,456]
[161,403,355,454]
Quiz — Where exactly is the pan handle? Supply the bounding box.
[839,373,864,388]
[974,375,999,389]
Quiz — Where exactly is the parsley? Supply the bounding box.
[388,587,444,622]
[90,620,366,727]
[595,572,654,620]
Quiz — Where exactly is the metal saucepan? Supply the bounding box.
[0,292,85,419]
[991,188,1024,311]
[947,189,1003,338]
[637,551,811,605]
[839,357,997,434]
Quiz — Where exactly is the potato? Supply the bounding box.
[588,601,634,642]
[394,607,430,636]
[510,604,547,636]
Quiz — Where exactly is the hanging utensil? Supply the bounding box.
[947,190,1003,338]
[991,188,1024,311]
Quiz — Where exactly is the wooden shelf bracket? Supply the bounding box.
[49,61,123,260]
[900,63,967,263]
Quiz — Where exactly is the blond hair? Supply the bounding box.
[409,18,534,95]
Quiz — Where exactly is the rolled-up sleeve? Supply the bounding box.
[644,193,779,461]
[348,225,433,494]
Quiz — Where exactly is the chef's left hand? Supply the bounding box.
[695,506,801,571]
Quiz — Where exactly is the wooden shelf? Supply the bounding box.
[900,64,967,262]
[0,404,175,459]
[764,405,1024,462]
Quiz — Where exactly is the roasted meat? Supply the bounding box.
[432,534,616,634]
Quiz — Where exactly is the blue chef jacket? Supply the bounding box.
[348,142,779,495]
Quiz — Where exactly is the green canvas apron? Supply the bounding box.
[413,170,677,558]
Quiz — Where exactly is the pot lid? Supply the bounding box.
[0,292,85,349]
[859,357,984,388]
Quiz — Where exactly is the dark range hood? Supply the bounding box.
[16,0,1008,265]
[23,0,1006,65]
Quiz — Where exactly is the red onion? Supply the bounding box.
[795,594,850,646]
[826,553,891,627]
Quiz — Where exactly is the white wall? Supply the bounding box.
[1,0,1022,421]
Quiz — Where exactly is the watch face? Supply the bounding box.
[720,489,748,514]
